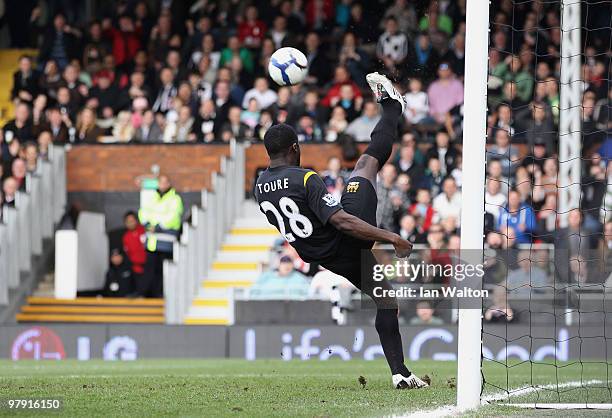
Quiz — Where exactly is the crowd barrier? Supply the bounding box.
[164,140,246,324]
[0,146,67,305]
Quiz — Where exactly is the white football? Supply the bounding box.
[268,47,308,86]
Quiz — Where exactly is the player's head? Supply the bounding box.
[263,123,300,166]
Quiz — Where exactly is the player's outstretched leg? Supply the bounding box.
[349,72,405,187]
[361,253,429,389]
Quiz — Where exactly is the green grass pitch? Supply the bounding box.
[0,359,610,417]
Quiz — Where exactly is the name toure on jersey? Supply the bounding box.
[254,165,342,263]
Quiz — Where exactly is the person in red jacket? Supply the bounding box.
[103,15,142,68]
[238,6,266,50]
[122,211,147,281]
[321,66,362,107]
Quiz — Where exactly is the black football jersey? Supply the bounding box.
[255,165,342,262]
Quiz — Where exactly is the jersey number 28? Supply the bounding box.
[259,197,313,242]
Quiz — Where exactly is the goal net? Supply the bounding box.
[472,0,612,410]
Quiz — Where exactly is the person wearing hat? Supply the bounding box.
[249,255,310,300]
[103,249,134,297]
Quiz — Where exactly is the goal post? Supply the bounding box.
[457,0,491,411]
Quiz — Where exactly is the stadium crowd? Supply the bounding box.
[0,0,611,303]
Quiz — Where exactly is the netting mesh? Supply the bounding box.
[481,0,612,406]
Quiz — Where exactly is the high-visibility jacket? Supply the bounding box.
[139,188,184,252]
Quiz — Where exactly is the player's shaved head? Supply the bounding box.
[263,123,298,158]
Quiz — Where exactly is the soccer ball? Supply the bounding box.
[268,47,308,86]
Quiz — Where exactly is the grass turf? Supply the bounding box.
[0,359,610,417]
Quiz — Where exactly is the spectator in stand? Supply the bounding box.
[138,175,183,298]
[75,108,103,143]
[223,106,252,141]
[249,255,310,300]
[303,32,331,87]
[427,62,464,124]
[102,15,142,69]
[487,103,515,139]
[266,87,291,125]
[498,190,536,245]
[555,209,597,258]
[321,66,362,108]
[2,177,17,207]
[241,98,261,130]
[212,80,235,125]
[103,249,133,297]
[377,164,397,231]
[238,5,267,50]
[505,250,549,295]
[242,77,277,110]
[325,107,348,143]
[11,55,39,104]
[346,101,381,142]
[3,102,33,143]
[193,99,219,143]
[38,13,81,69]
[23,142,38,173]
[133,109,162,143]
[295,115,323,142]
[122,211,146,292]
[445,32,465,77]
[526,101,555,151]
[409,301,444,325]
[433,177,461,223]
[498,55,534,104]
[410,32,440,80]
[404,78,430,125]
[37,131,52,160]
[338,32,370,89]
[152,67,176,114]
[395,143,424,186]
[321,156,344,190]
[485,178,507,224]
[220,36,254,74]
[11,158,27,191]
[536,194,558,242]
[419,2,453,36]
[409,188,435,233]
[419,158,444,197]
[376,16,410,76]
[487,129,519,178]
[425,130,458,176]
[332,84,362,122]
[398,213,424,244]
[287,90,326,129]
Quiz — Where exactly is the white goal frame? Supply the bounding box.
[457,0,490,411]
[457,0,611,413]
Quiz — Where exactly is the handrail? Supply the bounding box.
[0,146,67,305]
[163,140,245,324]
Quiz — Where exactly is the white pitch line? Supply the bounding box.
[397,379,609,418]
[481,379,605,403]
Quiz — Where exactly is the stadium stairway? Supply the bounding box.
[184,199,280,325]
[0,49,38,125]
[16,297,165,323]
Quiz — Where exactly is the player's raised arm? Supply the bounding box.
[328,209,413,258]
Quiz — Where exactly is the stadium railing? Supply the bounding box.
[164,140,245,324]
[0,145,67,305]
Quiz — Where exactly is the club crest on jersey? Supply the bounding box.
[346,181,360,193]
[322,193,339,207]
